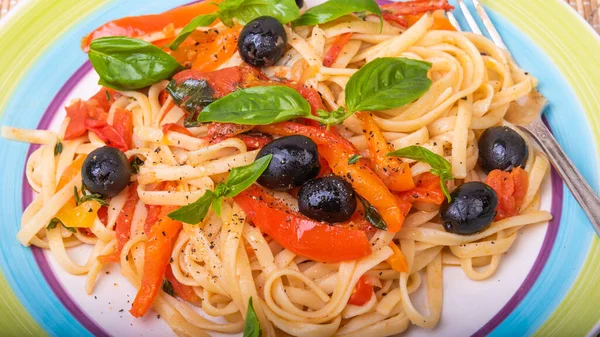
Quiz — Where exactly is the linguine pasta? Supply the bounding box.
[2,5,552,337]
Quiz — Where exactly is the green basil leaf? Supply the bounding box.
[198,86,311,125]
[169,13,219,50]
[89,36,182,90]
[348,154,362,164]
[387,145,453,201]
[63,225,77,233]
[220,0,299,25]
[130,156,145,175]
[162,278,175,297]
[293,0,382,27]
[54,139,63,156]
[357,196,387,230]
[212,196,224,217]
[243,297,262,337]
[46,218,62,230]
[345,57,432,112]
[166,78,215,116]
[168,190,214,224]
[223,154,272,197]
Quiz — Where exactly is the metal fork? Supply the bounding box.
[449,0,600,236]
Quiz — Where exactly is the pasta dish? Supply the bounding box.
[1,0,553,336]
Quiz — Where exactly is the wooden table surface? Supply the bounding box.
[1,0,599,33]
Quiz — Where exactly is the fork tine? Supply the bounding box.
[472,0,508,49]
[457,0,482,34]
[446,12,462,31]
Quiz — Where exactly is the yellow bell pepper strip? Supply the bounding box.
[387,242,409,273]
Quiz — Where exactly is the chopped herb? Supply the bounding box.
[357,196,387,230]
[243,297,262,337]
[130,156,144,174]
[161,278,175,297]
[54,140,63,156]
[105,90,111,102]
[46,217,76,233]
[348,154,362,164]
[75,185,109,206]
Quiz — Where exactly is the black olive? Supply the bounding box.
[238,16,287,67]
[257,135,320,191]
[82,146,131,198]
[478,126,528,172]
[298,176,357,223]
[295,0,304,8]
[440,182,498,235]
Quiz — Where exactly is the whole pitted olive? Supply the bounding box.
[82,146,131,198]
[238,16,287,67]
[478,126,528,172]
[257,135,321,191]
[298,176,357,223]
[440,182,498,235]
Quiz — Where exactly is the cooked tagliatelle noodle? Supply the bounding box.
[1,3,552,337]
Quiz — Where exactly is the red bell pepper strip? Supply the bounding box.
[162,123,194,137]
[381,0,454,15]
[81,0,222,51]
[397,172,445,205]
[486,167,528,221]
[165,265,201,305]
[237,134,272,150]
[98,183,140,264]
[234,185,372,263]
[323,33,353,67]
[130,204,180,318]
[257,122,407,232]
[357,112,415,192]
[381,11,408,27]
[347,276,373,306]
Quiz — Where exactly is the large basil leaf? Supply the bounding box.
[89,37,182,90]
[387,145,453,201]
[293,0,382,27]
[345,57,432,112]
[166,78,215,116]
[220,0,299,25]
[198,86,312,125]
[167,190,214,224]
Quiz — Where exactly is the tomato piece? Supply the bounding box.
[81,0,222,51]
[162,123,194,137]
[113,108,134,149]
[323,33,353,67]
[348,276,373,306]
[130,205,180,318]
[357,112,414,192]
[237,134,272,150]
[382,0,454,15]
[165,265,201,305]
[98,183,139,264]
[257,122,407,232]
[64,101,94,140]
[397,172,445,205]
[97,206,108,226]
[85,119,129,152]
[234,185,372,263]
[486,167,529,220]
[295,84,327,127]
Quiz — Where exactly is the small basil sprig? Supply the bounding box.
[54,139,63,156]
[168,155,273,224]
[243,297,262,337]
[170,0,299,50]
[88,36,182,90]
[387,146,454,201]
[197,58,432,127]
[293,0,382,27]
[348,154,362,164]
[74,185,109,206]
[358,196,387,230]
[162,278,175,297]
[46,218,77,233]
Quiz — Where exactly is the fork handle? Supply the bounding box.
[520,119,600,236]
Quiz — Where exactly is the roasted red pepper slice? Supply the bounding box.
[323,33,353,67]
[348,276,373,306]
[397,172,445,205]
[234,185,372,263]
[486,167,528,220]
